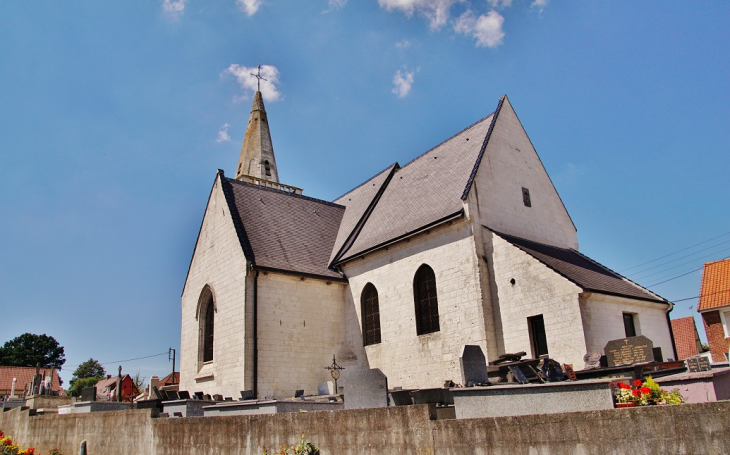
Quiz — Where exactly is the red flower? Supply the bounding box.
[632,389,640,397]
[640,387,651,394]
[633,380,643,387]
[618,382,630,389]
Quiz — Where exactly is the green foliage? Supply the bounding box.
[262,432,319,455]
[0,333,65,370]
[72,359,106,381]
[67,376,103,397]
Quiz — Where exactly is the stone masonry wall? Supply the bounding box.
[342,221,489,389]
[486,231,588,367]
[702,310,729,363]
[471,96,578,250]
[581,294,675,361]
[180,176,250,398]
[2,402,730,454]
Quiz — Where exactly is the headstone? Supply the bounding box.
[653,347,664,363]
[507,366,529,384]
[178,391,191,399]
[294,390,304,398]
[686,356,711,372]
[153,386,168,401]
[390,390,413,406]
[344,368,388,410]
[605,336,654,367]
[563,364,577,380]
[173,412,183,417]
[240,390,255,400]
[213,394,223,401]
[203,394,212,401]
[583,352,602,370]
[318,381,335,396]
[491,352,527,365]
[81,386,97,402]
[194,391,204,399]
[166,390,180,400]
[224,397,233,401]
[459,345,489,386]
[540,358,565,382]
[148,376,159,399]
[10,378,16,398]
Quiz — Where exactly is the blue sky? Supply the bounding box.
[1,1,728,385]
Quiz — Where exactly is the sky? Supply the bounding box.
[1,1,728,386]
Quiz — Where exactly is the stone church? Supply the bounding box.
[179,91,676,399]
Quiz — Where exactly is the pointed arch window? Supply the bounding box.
[264,160,271,176]
[197,286,215,365]
[361,283,381,346]
[414,264,440,335]
[203,301,214,362]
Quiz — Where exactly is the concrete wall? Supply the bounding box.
[2,402,730,454]
[342,221,490,389]
[470,96,577,250]
[180,176,250,398]
[580,293,675,361]
[486,231,588,367]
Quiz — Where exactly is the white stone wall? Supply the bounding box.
[342,221,490,389]
[580,294,674,361]
[471,97,578,250]
[487,231,588,367]
[256,272,351,399]
[180,176,250,398]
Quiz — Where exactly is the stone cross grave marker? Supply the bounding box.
[605,335,654,367]
[459,345,489,386]
[344,368,388,410]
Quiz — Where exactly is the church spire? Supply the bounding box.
[235,88,280,183]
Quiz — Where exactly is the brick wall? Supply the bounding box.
[702,310,729,363]
[671,316,701,360]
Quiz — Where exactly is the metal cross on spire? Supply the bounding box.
[250,64,267,92]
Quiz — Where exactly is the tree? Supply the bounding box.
[68,377,101,397]
[68,358,106,397]
[132,371,146,392]
[0,333,66,369]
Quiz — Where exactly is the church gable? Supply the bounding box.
[468,96,578,249]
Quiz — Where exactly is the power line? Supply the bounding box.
[646,266,705,288]
[65,351,168,369]
[630,246,730,281]
[625,238,730,277]
[621,230,730,273]
[671,289,730,303]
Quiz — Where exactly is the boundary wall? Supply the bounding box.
[1,402,729,454]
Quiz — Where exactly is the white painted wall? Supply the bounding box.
[342,221,490,389]
[486,231,588,367]
[471,97,578,250]
[180,176,250,398]
[580,294,674,361]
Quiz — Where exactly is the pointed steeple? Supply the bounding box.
[235,91,280,183]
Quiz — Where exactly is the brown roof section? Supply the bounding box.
[159,372,179,386]
[495,231,667,304]
[670,316,701,360]
[334,114,495,263]
[221,176,345,280]
[0,366,63,396]
[697,258,730,311]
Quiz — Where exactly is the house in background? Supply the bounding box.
[95,374,139,401]
[697,258,730,363]
[670,316,702,360]
[0,366,63,398]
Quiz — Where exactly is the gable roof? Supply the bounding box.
[494,230,667,304]
[697,258,730,311]
[333,113,495,264]
[0,366,63,395]
[670,316,700,360]
[221,175,345,280]
[159,371,179,386]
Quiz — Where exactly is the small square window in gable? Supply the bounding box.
[522,187,531,207]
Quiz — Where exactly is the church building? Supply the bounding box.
[179,91,676,399]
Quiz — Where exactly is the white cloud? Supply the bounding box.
[454,9,504,48]
[395,39,411,48]
[326,0,348,11]
[392,68,415,98]
[216,123,231,143]
[487,0,512,8]
[378,0,460,30]
[236,0,262,16]
[162,0,187,19]
[223,64,282,102]
[531,0,549,12]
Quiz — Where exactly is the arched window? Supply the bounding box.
[361,283,381,346]
[264,160,271,176]
[413,264,440,335]
[203,300,214,362]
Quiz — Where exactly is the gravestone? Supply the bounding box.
[203,394,212,401]
[240,390,255,400]
[583,352,602,370]
[605,336,654,367]
[540,358,565,382]
[166,390,180,400]
[178,391,191,400]
[194,392,204,399]
[563,364,577,380]
[153,386,168,401]
[318,381,335,396]
[294,390,304,398]
[213,394,223,401]
[507,366,529,384]
[344,368,388,410]
[459,345,489,386]
[686,356,711,373]
[81,386,97,402]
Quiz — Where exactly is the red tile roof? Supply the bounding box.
[0,366,63,396]
[697,258,730,312]
[159,372,179,386]
[671,316,701,360]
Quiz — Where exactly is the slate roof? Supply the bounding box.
[0,366,63,395]
[697,258,730,311]
[333,113,495,264]
[495,231,667,304]
[221,176,345,280]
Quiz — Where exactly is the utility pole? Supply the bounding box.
[169,348,176,385]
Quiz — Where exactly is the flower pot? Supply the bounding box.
[616,402,636,408]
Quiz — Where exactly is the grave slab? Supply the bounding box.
[460,345,489,386]
[344,368,388,410]
[605,336,654,367]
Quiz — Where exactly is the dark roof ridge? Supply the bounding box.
[461,96,505,200]
[333,162,399,202]
[224,175,345,209]
[399,112,495,170]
